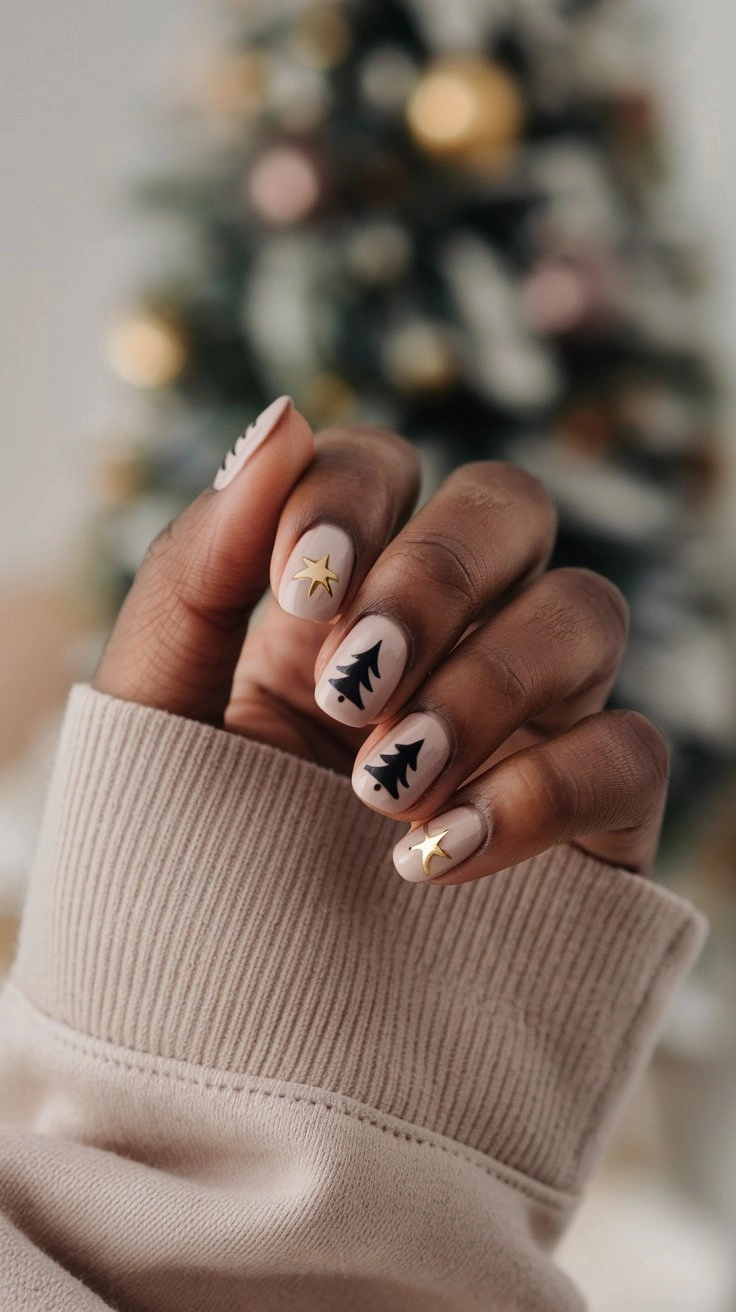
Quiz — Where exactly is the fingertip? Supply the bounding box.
[393,805,489,885]
[212,396,314,499]
[250,397,315,486]
[281,400,316,462]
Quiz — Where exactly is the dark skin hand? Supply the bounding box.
[92,403,669,886]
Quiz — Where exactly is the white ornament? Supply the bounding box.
[441,233,562,410]
[404,0,509,52]
[267,55,328,130]
[528,142,625,246]
[243,235,333,396]
[442,233,521,340]
[359,46,419,112]
[484,337,561,411]
[346,221,411,284]
[508,435,675,543]
[572,0,652,95]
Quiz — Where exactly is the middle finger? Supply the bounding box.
[314,461,557,728]
[350,566,629,817]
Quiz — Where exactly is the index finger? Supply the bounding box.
[269,424,422,623]
[93,397,314,725]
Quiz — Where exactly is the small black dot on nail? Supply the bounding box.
[338,695,344,703]
[374,784,381,792]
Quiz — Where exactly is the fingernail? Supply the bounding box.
[352,711,451,814]
[315,615,409,727]
[393,806,487,883]
[278,524,354,621]
[213,395,292,490]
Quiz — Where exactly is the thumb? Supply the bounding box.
[92,396,314,724]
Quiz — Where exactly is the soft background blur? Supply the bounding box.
[1,1,735,1307]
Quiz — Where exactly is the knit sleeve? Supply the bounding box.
[0,683,706,1310]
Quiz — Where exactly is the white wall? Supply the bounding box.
[0,0,735,590]
[648,0,736,350]
[647,0,736,555]
[0,0,198,590]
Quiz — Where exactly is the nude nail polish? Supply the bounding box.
[352,711,452,815]
[278,525,354,622]
[213,395,292,490]
[392,806,487,883]
[315,615,409,727]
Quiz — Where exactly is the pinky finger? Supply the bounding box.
[392,710,670,887]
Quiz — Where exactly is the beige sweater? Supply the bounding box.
[0,683,706,1310]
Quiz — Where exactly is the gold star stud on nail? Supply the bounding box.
[292,554,340,599]
[409,826,451,876]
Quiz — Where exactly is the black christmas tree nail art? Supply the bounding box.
[315,615,409,728]
[352,711,452,813]
[328,641,382,710]
[364,739,424,799]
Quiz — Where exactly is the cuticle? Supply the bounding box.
[455,798,494,854]
[296,516,355,544]
[374,706,457,817]
[344,607,416,676]
[319,609,413,685]
[408,703,458,766]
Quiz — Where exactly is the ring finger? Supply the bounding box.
[393,709,669,883]
[350,566,629,818]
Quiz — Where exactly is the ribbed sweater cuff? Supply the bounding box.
[12,683,706,1194]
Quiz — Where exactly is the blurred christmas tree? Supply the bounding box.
[85,0,734,837]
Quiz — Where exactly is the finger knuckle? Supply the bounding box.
[172,586,249,637]
[459,459,551,505]
[479,645,537,717]
[318,425,421,477]
[609,710,671,788]
[522,750,582,820]
[140,512,252,635]
[419,463,558,582]
[452,460,557,526]
[551,567,628,631]
[393,528,485,610]
[497,462,555,513]
[541,568,629,665]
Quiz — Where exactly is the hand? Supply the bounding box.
[92,399,669,885]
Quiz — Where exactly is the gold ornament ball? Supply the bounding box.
[268,57,328,132]
[290,5,351,71]
[360,45,419,112]
[105,310,187,389]
[406,57,524,159]
[384,322,457,392]
[346,220,411,284]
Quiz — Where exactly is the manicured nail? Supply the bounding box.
[278,524,354,621]
[315,615,409,727]
[393,806,487,883]
[213,395,292,490]
[352,711,452,814]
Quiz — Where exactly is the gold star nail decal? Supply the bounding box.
[409,826,451,876]
[292,554,340,599]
